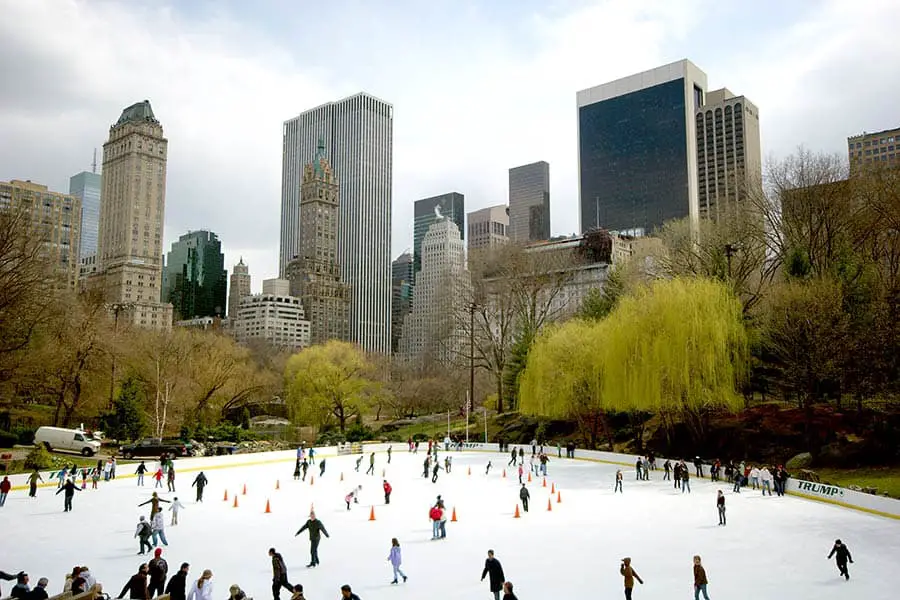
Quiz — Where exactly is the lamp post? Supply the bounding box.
[724,243,739,279]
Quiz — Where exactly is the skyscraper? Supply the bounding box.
[467,205,509,254]
[97,99,172,329]
[161,230,227,320]
[281,92,393,353]
[68,171,101,260]
[413,192,465,275]
[285,140,350,345]
[228,257,251,321]
[578,59,708,235]
[390,251,413,354]
[233,278,311,351]
[399,218,468,370]
[848,126,900,172]
[695,88,762,219]
[508,162,550,243]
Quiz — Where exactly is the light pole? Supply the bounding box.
[724,243,739,279]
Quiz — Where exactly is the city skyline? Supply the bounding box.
[2,1,899,287]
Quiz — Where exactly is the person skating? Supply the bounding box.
[673,462,681,489]
[269,548,292,600]
[136,462,147,486]
[293,460,301,481]
[135,516,153,555]
[642,457,650,481]
[387,445,392,464]
[117,564,149,600]
[55,478,80,512]
[508,448,517,467]
[366,452,375,476]
[169,497,185,526]
[429,503,442,540]
[619,557,643,600]
[318,457,326,477]
[486,461,492,475]
[431,462,442,483]
[148,549,168,598]
[717,490,726,525]
[693,556,710,600]
[760,467,773,496]
[481,550,505,600]
[151,508,169,547]
[192,472,208,502]
[517,464,524,485]
[694,457,703,478]
[355,456,363,473]
[339,584,360,600]
[309,447,316,465]
[663,460,671,481]
[423,456,431,478]
[91,469,100,489]
[139,492,170,517]
[445,455,452,473]
[295,510,330,567]
[382,480,392,504]
[501,581,518,600]
[519,484,530,512]
[164,563,190,600]
[27,470,43,498]
[827,539,853,580]
[387,538,407,584]
[615,470,623,493]
[518,447,524,464]
[186,570,213,600]
[732,469,742,493]
[301,459,309,482]
[153,468,164,489]
[345,486,362,510]
[0,476,10,507]
[681,466,691,494]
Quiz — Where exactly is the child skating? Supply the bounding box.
[387,538,407,584]
[169,497,185,526]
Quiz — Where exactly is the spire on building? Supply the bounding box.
[314,137,327,176]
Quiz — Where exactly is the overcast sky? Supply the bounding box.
[2,0,898,291]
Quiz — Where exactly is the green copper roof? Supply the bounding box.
[314,138,326,176]
[115,100,158,126]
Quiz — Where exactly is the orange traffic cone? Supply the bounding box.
[265,499,271,514]
[551,482,555,494]
[451,507,458,522]
[528,472,532,483]
[242,484,247,495]
[557,490,562,503]
[542,477,546,487]
[368,506,376,521]
[502,469,506,478]
[223,489,228,501]
[547,498,553,511]
[513,504,520,518]
[276,480,280,490]
[233,495,239,508]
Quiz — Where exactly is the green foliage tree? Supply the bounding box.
[103,376,147,441]
[578,268,626,321]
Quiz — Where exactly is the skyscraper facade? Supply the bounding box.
[233,278,311,351]
[413,192,465,275]
[285,140,350,345]
[508,162,550,243]
[281,92,393,353]
[848,126,900,172]
[578,59,708,235]
[390,251,413,354]
[695,88,762,219]
[467,204,509,253]
[161,230,227,320]
[0,179,81,289]
[98,100,172,329]
[68,171,101,260]
[228,257,251,321]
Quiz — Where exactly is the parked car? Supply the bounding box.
[119,438,193,459]
[34,426,103,457]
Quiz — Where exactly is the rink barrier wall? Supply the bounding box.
[7,440,900,520]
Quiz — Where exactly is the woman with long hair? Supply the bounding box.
[186,570,213,600]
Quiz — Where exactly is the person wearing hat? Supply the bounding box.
[148,549,168,597]
[186,570,213,600]
[295,511,330,568]
[30,578,50,600]
[619,557,643,599]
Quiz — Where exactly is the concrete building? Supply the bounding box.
[848,126,900,172]
[413,192,465,275]
[233,278,311,351]
[578,59,708,236]
[0,179,81,289]
[80,252,99,283]
[467,204,509,254]
[399,218,469,369]
[285,140,350,345]
[97,100,172,329]
[695,88,762,220]
[280,92,393,353]
[509,161,550,243]
[68,171,101,260]
[228,257,251,321]
[390,252,413,354]
[161,230,227,320]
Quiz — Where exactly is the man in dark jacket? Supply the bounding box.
[480,550,505,600]
[518,484,530,512]
[268,548,292,600]
[295,511,330,567]
[9,573,30,599]
[117,564,149,600]
[0,571,24,597]
[55,479,80,512]
[29,577,49,600]
[164,563,189,600]
[191,472,208,502]
[148,548,168,597]
[827,539,853,580]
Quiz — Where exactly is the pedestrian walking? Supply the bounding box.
[295,510,329,567]
[269,549,292,600]
[519,484,530,512]
[480,550,505,600]
[620,557,643,600]
[827,539,853,581]
[148,549,168,598]
[717,490,726,526]
[692,556,710,600]
[387,538,407,584]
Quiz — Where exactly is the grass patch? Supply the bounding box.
[815,467,900,499]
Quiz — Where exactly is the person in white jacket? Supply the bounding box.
[186,570,213,600]
[151,509,169,547]
[749,466,760,490]
[760,468,773,496]
[169,497,185,526]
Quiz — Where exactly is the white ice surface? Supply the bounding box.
[2,450,899,600]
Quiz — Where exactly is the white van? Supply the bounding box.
[33,427,103,456]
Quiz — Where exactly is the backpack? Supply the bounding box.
[140,521,151,537]
[429,507,441,521]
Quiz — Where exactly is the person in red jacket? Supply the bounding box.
[383,480,392,505]
[0,476,11,507]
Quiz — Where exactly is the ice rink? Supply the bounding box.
[2,448,899,599]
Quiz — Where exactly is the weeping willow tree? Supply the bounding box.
[520,277,747,446]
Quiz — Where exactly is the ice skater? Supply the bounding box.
[519,484,530,512]
[508,448,517,467]
[355,456,363,472]
[318,458,326,477]
[517,464,524,484]
[366,452,375,475]
[192,472,208,502]
[151,508,169,547]
[502,581,518,600]
[345,485,362,510]
[717,490,726,526]
[0,476,10,507]
[692,556,709,600]
[28,470,43,497]
[432,462,442,483]
[387,538,407,584]
[136,461,148,486]
[387,445,392,464]
[827,539,853,581]
[139,492,170,518]
[55,478,80,512]
[308,447,316,465]
[422,456,431,478]
[481,550,505,600]
[293,460,301,481]
[681,467,691,493]
[153,467,164,489]
[135,516,153,555]
[167,465,176,492]
[635,458,643,481]
[169,497,185,525]
[620,557,643,600]
[295,510,329,567]
[486,461,493,475]
[301,459,309,481]
[269,548,293,600]
[382,480,392,504]
[615,470,623,493]
[663,460,671,481]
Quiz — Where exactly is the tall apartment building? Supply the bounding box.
[284,140,350,345]
[413,192,465,275]
[0,179,81,289]
[68,171,101,260]
[233,278,311,351]
[161,230,227,320]
[390,252,413,354]
[227,257,251,320]
[695,88,762,219]
[97,100,172,329]
[578,60,708,235]
[848,126,900,172]
[509,162,550,243]
[399,218,468,369]
[281,92,393,353]
[467,204,509,253]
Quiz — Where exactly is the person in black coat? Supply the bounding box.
[827,539,853,580]
[295,511,330,567]
[29,578,49,600]
[480,550,505,600]
[55,479,80,512]
[518,484,530,512]
[269,548,293,600]
[164,563,189,600]
[0,571,24,597]
[191,472,208,502]
[117,564,149,600]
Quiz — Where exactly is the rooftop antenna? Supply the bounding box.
[91,148,97,174]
